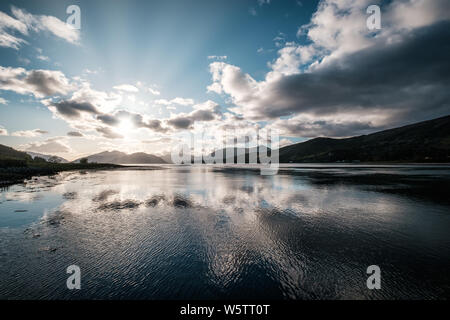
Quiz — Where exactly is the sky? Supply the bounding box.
[0,0,449,161]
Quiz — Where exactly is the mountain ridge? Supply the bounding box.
[73,150,167,164]
[278,115,450,163]
[26,152,69,163]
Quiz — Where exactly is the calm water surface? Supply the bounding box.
[0,165,449,299]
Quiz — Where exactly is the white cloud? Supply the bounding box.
[387,0,450,30]
[0,97,7,105]
[37,55,49,61]
[38,14,79,44]
[148,87,160,95]
[207,62,259,103]
[0,10,28,49]
[208,55,227,60]
[155,97,194,106]
[113,84,139,93]
[21,137,71,154]
[11,129,48,137]
[0,127,7,136]
[12,7,80,45]
[0,7,80,49]
[83,69,98,75]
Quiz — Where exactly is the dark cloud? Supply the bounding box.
[51,100,99,119]
[273,118,379,138]
[190,109,216,121]
[167,117,193,129]
[0,67,72,97]
[24,70,70,96]
[97,114,120,126]
[67,131,83,137]
[257,22,450,125]
[167,102,221,129]
[144,119,167,132]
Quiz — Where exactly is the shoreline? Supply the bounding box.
[0,163,123,188]
[2,162,450,189]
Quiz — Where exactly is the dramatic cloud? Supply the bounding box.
[208,0,450,137]
[11,129,48,137]
[0,7,80,49]
[0,66,73,97]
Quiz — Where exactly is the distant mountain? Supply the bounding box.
[74,151,166,164]
[26,152,68,163]
[279,115,450,163]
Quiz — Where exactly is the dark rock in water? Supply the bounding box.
[145,195,166,207]
[146,198,159,207]
[98,200,141,211]
[173,195,193,208]
[14,209,28,212]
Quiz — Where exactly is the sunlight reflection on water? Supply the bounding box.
[0,165,449,299]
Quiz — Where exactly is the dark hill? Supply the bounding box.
[0,144,32,161]
[279,115,450,162]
